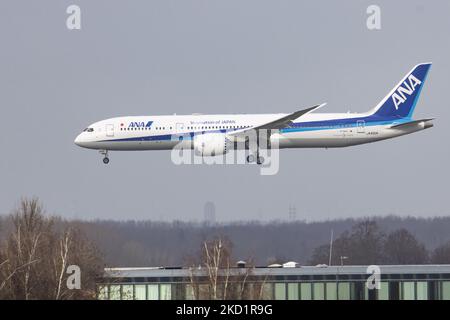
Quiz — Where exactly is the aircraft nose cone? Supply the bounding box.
[74,134,83,146]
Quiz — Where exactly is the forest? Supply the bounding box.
[1,199,450,267]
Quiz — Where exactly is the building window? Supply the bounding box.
[287,283,299,300]
[274,283,286,300]
[160,284,172,300]
[185,284,195,300]
[416,282,428,300]
[147,284,159,300]
[300,283,312,300]
[313,283,325,300]
[401,282,415,300]
[260,283,273,300]
[338,282,351,300]
[134,285,146,300]
[378,282,389,300]
[97,285,108,300]
[122,285,133,300]
[109,285,121,300]
[326,282,337,300]
[442,282,450,300]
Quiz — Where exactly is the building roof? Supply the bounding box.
[103,265,450,279]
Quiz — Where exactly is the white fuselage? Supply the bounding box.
[74,112,429,151]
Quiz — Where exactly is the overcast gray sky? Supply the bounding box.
[0,1,449,221]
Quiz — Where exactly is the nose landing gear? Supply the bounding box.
[100,150,110,164]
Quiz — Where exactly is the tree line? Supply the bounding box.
[55,215,450,267]
[309,220,450,265]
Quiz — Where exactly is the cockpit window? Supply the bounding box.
[83,128,94,132]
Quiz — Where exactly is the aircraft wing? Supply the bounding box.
[227,103,326,137]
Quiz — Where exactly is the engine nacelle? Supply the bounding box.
[193,133,229,156]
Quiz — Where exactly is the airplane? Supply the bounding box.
[74,63,433,165]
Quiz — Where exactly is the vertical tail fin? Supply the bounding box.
[369,63,431,119]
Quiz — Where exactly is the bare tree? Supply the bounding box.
[309,220,385,265]
[1,198,49,299]
[309,221,433,266]
[383,229,428,264]
[0,198,104,300]
[432,241,450,264]
[187,236,254,300]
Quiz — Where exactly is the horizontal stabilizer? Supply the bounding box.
[390,118,434,129]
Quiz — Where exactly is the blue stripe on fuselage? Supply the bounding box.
[98,115,408,143]
[282,115,407,132]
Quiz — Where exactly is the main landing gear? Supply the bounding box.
[246,154,265,165]
[245,131,266,165]
[100,150,109,164]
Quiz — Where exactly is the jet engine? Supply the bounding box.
[193,133,229,156]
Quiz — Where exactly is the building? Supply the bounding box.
[203,201,216,225]
[97,264,450,300]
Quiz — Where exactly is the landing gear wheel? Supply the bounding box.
[99,150,110,164]
[247,154,255,163]
[256,156,265,165]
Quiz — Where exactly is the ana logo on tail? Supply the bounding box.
[391,74,422,110]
